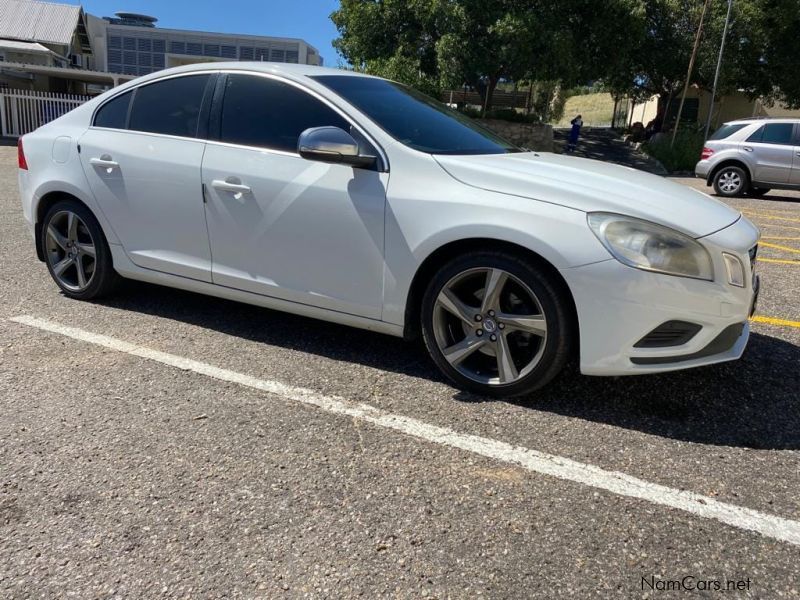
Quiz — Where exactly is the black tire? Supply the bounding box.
[420,250,574,398]
[748,187,770,198]
[712,165,749,197]
[40,199,121,300]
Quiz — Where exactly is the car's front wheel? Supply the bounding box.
[41,199,121,300]
[421,250,574,397]
[713,166,748,197]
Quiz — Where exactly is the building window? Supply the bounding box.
[270,49,285,62]
[123,37,136,50]
[239,47,254,60]
[137,38,151,52]
[108,36,122,49]
[186,42,202,55]
[221,45,237,58]
[203,44,220,57]
[152,39,166,53]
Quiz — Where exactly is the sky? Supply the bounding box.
[66,0,343,66]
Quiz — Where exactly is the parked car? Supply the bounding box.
[18,63,760,397]
[696,118,800,198]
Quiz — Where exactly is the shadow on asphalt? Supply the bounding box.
[553,128,665,174]
[95,280,800,451]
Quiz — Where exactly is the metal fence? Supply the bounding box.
[0,89,90,138]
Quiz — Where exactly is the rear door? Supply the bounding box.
[79,73,216,281]
[742,122,795,184]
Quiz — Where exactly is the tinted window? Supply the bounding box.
[128,74,211,137]
[761,123,794,145]
[313,75,518,155]
[94,91,132,129]
[219,74,350,152]
[709,123,747,140]
[747,123,794,145]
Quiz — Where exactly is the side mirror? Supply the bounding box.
[298,126,376,168]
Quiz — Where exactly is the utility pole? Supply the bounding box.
[671,0,712,147]
[704,0,734,140]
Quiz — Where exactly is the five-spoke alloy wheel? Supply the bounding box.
[41,200,120,299]
[421,251,574,397]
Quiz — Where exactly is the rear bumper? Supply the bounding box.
[695,159,712,180]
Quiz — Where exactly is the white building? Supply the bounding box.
[0,0,321,94]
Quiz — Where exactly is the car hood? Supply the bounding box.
[433,152,740,237]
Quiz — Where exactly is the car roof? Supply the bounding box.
[724,117,800,125]
[136,61,376,83]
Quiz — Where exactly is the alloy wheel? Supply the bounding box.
[432,267,548,386]
[718,170,742,194]
[45,210,97,292]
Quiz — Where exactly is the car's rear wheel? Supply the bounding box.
[748,186,770,198]
[421,251,574,397]
[713,166,748,197]
[41,200,120,300]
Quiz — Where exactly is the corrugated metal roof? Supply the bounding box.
[0,0,81,46]
[0,39,52,52]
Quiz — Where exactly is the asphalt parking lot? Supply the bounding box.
[1,146,799,598]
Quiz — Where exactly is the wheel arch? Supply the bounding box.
[402,238,579,346]
[707,159,752,186]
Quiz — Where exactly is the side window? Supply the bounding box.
[746,126,764,143]
[94,91,132,129]
[219,74,350,152]
[128,74,211,138]
[748,123,794,145]
[761,123,794,145]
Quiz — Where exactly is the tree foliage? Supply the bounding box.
[331,0,800,110]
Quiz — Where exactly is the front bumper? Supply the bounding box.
[561,217,759,376]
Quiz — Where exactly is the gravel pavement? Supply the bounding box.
[1,146,799,598]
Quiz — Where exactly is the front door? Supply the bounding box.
[742,122,796,184]
[201,73,387,319]
[78,73,215,281]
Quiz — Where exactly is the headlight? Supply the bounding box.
[587,213,714,281]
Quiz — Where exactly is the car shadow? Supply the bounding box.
[96,280,800,451]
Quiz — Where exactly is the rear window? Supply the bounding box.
[708,123,747,140]
[94,91,132,129]
[128,74,212,138]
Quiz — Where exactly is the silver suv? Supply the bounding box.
[695,118,800,198]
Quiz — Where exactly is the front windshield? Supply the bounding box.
[312,75,520,155]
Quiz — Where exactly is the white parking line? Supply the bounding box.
[10,314,800,548]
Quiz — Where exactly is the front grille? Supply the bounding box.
[634,321,703,348]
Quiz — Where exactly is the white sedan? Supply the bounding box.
[17,63,760,397]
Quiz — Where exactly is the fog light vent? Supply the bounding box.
[634,321,702,348]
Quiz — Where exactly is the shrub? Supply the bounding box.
[643,129,705,172]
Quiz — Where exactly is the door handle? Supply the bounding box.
[742,146,753,152]
[89,156,119,169]
[211,179,251,194]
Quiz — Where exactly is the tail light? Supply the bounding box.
[17,137,28,170]
[700,147,714,161]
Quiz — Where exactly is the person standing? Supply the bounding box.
[566,114,583,153]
